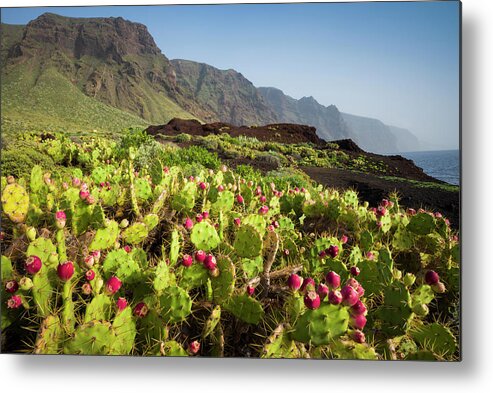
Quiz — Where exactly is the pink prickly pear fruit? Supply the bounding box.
[79,189,90,200]
[81,282,92,295]
[99,182,105,187]
[236,194,244,204]
[204,254,217,271]
[199,181,207,190]
[350,300,368,316]
[5,280,19,293]
[105,276,122,295]
[260,195,267,203]
[246,286,255,296]
[431,282,446,293]
[326,245,339,258]
[217,184,225,192]
[188,340,201,355]
[407,208,417,215]
[425,270,440,285]
[84,254,95,268]
[234,218,241,226]
[351,330,366,344]
[272,221,280,229]
[57,261,74,281]
[123,245,132,253]
[202,211,210,219]
[194,250,206,263]
[55,210,67,229]
[184,217,194,230]
[434,212,442,218]
[350,266,360,277]
[381,199,390,208]
[267,225,275,232]
[300,277,315,292]
[294,187,300,193]
[349,314,367,330]
[287,274,302,291]
[25,255,42,275]
[91,250,101,262]
[301,187,307,193]
[7,295,22,309]
[182,254,193,267]
[317,283,329,301]
[325,271,341,290]
[116,297,128,311]
[196,213,204,223]
[258,205,269,215]
[366,251,375,260]
[318,250,326,259]
[347,278,365,298]
[328,290,343,305]
[341,235,348,244]
[376,206,387,217]
[304,291,321,310]
[134,302,148,318]
[72,177,81,187]
[283,249,290,256]
[85,270,96,281]
[341,285,359,307]
[85,194,96,205]
[163,166,169,174]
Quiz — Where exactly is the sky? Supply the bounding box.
[1,1,460,150]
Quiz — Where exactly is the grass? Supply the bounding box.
[380,175,459,192]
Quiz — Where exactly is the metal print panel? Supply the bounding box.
[0,1,461,360]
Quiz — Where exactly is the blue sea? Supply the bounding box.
[400,150,460,186]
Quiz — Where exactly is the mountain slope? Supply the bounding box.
[388,125,420,152]
[171,59,278,125]
[258,86,351,141]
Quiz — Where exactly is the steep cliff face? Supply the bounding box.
[258,87,351,141]
[171,59,278,126]
[388,125,420,152]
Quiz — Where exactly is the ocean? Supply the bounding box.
[400,150,460,186]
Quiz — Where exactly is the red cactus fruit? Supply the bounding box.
[304,291,321,310]
[123,245,132,253]
[260,195,267,203]
[300,277,316,292]
[376,206,387,217]
[267,225,275,232]
[272,221,280,229]
[188,340,201,355]
[317,283,329,301]
[347,278,365,298]
[350,300,368,316]
[5,280,19,293]
[381,199,390,208]
[79,189,90,200]
[105,276,122,295]
[134,302,148,318]
[55,210,66,229]
[204,254,217,271]
[326,245,339,258]
[246,286,255,296]
[85,269,96,281]
[72,177,81,187]
[425,270,440,285]
[57,261,75,281]
[350,314,367,330]
[318,250,327,259]
[194,250,206,263]
[258,205,269,215]
[341,285,359,307]
[407,208,417,215]
[196,213,204,223]
[287,274,302,291]
[325,271,341,290]
[7,295,22,309]
[182,254,193,267]
[25,255,42,275]
[184,217,194,230]
[116,297,128,311]
[350,266,361,277]
[236,194,244,204]
[84,254,95,267]
[91,250,101,262]
[283,249,290,256]
[351,330,366,344]
[81,283,92,295]
[328,290,343,305]
[217,184,225,192]
[341,235,348,244]
[198,182,207,190]
[202,211,210,219]
[234,218,241,226]
[86,194,96,205]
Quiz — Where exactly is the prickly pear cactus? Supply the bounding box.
[84,294,112,323]
[190,221,220,251]
[233,224,263,258]
[410,323,457,357]
[406,213,436,235]
[159,286,192,324]
[211,190,234,214]
[122,222,149,244]
[34,315,62,354]
[111,307,137,355]
[1,182,29,223]
[202,305,221,339]
[224,294,264,324]
[261,324,300,359]
[211,255,236,304]
[89,220,119,251]
[292,304,349,346]
[374,281,413,337]
[64,320,115,355]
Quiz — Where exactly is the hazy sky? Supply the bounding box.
[1,1,460,150]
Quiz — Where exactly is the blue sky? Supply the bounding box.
[1,1,460,150]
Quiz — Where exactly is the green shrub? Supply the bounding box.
[234,164,261,182]
[1,139,56,178]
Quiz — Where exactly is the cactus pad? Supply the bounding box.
[89,220,119,251]
[330,340,378,360]
[374,281,413,337]
[160,340,188,357]
[111,307,137,355]
[122,222,149,244]
[233,224,263,258]
[178,263,208,291]
[169,229,180,264]
[261,324,300,359]
[190,221,220,251]
[171,181,196,212]
[407,213,436,236]
[84,294,112,323]
[211,190,234,214]
[143,213,159,231]
[410,323,457,357]
[202,305,222,339]
[1,183,29,223]
[34,315,62,354]
[64,320,114,355]
[224,294,264,324]
[159,286,192,324]
[211,255,236,304]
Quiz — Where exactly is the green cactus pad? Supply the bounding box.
[1,255,14,280]
[374,281,413,337]
[159,286,192,324]
[99,186,119,206]
[149,159,164,185]
[30,165,46,194]
[34,315,62,354]
[160,340,188,357]
[224,294,264,324]
[202,305,221,339]
[71,200,93,235]
[343,190,359,208]
[241,256,263,279]
[291,304,349,346]
[91,204,106,228]
[407,213,436,236]
[84,294,112,323]
[405,350,437,360]
[190,221,220,251]
[32,271,55,317]
[143,213,159,231]
[330,340,378,360]
[135,178,153,201]
[360,230,373,252]
[410,323,457,357]
[242,214,266,236]
[211,190,234,214]
[411,285,435,307]
[1,183,29,223]
[171,181,196,212]
[64,320,115,355]
[177,263,208,291]
[111,307,137,355]
[153,258,172,293]
[211,255,236,304]
[122,222,149,244]
[233,224,263,258]
[169,229,180,265]
[89,220,119,251]
[392,227,414,250]
[261,325,300,359]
